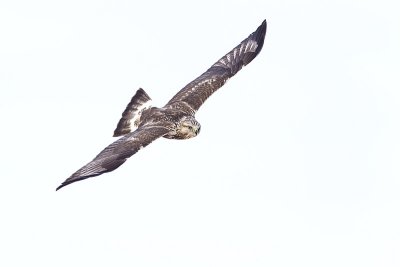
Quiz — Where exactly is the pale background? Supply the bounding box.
[1,0,399,266]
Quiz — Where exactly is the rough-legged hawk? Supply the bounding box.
[57,20,267,190]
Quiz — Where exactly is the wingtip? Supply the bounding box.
[55,183,65,191]
[56,180,72,191]
[259,19,267,34]
[56,178,81,191]
[250,19,267,55]
[56,177,77,191]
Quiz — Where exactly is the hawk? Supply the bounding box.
[56,20,267,190]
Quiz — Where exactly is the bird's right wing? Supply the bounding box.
[166,20,266,112]
[56,125,170,190]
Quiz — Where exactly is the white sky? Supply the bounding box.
[1,0,399,266]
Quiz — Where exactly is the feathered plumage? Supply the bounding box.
[57,20,267,190]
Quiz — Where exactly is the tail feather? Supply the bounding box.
[113,88,152,137]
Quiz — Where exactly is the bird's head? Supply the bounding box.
[178,116,201,139]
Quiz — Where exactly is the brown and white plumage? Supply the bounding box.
[56,20,267,190]
[167,20,267,111]
[56,125,170,190]
[113,88,152,137]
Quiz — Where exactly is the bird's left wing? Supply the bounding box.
[56,125,170,190]
[166,20,266,112]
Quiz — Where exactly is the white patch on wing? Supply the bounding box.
[245,40,258,53]
[245,41,251,52]
[238,44,242,55]
[217,40,259,69]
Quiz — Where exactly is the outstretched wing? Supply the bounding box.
[56,125,170,190]
[167,20,266,112]
[113,88,152,137]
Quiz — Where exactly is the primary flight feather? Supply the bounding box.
[57,20,267,190]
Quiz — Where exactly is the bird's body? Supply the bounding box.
[137,106,201,140]
[57,20,267,190]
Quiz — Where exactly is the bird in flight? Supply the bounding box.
[56,20,267,190]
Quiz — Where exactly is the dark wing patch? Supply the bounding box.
[56,125,170,190]
[113,88,152,137]
[166,20,267,111]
